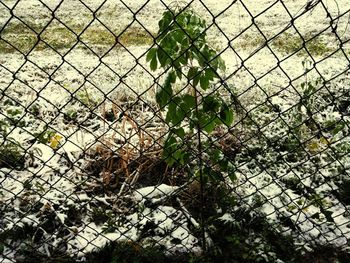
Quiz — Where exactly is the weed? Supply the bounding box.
[33,126,56,145]
[0,139,25,169]
[4,106,26,127]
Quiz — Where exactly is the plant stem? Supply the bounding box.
[193,85,206,251]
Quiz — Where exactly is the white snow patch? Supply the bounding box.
[133,184,179,202]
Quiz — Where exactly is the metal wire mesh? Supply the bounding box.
[1,0,350,262]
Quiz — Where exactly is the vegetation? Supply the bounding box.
[239,31,336,57]
[0,139,24,168]
[0,23,153,54]
[147,5,235,185]
[0,105,25,168]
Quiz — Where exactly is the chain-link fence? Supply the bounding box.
[1,0,350,262]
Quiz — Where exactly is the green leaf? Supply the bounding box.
[146,48,157,62]
[323,210,334,223]
[181,94,196,112]
[173,29,186,46]
[150,57,158,71]
[165,101,177,123]
[219,57,226,71]
[163,135,177,166]
[198,113,216,133]
[175,68,182,80]
[176,55,188,67]
[156,71,175,109]
[202,166,223,182]
[158,10,173,33]
[157,48,169,67]
[220,104,234,126]
[193,74,200,88]
[200,45,211,62]
[187,67,198,80]
[175,12,188,28]
[165,97,186,126]
[172,127,185,139]
[163,132,188,166]
[331,121,345,135]
[168,70,176,84]
[160,33,176,50]
[174,106,186,125]
[205,68,217,80]
[188,67,201,88]
[203,95,220,112]
[173,149,186,165]
[164,134,176,149]
[209,169,223,182]
[156,89,168,109]
[311,212,320,219]
[210,148,222,163]
[203,118,216,133]
[228,173,237,182]
[189,117,196,130]
[200,74,210,90]
[189,13,200,25]
[218,158,228,170]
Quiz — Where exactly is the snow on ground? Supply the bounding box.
[1,0,350,262]
[1,0,349,100]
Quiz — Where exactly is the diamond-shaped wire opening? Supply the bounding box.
[11,0,52,33]
[53,0,94,34]
[95,0,134,33]
[0,65,14,87]
[79,20,116,56]
[0,37,19,54]
[27,41,63,74]
[51,62,85,91]
[269,27,304,56]
[63,42,100,75]
[0,3,12,28]
[118,25,154,47]
[40,19,77,53]
[253,0,292,39]
[1,18,38,54]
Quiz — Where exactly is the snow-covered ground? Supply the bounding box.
[1,0,349,100]
[1,0,350,262]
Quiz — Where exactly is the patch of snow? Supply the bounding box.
[133,184,179,202]
[218,213,235,223]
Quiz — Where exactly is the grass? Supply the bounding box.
[0,20,340,58]
[237,31,338,57]
[0,139,25,169]
[0,22,153,54]
[271,32,334,56]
